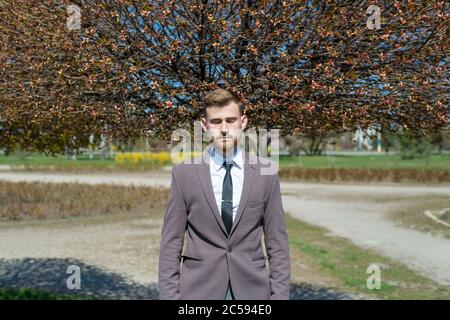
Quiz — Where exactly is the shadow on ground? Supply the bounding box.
[0,258,362,300]
[0,258,158,299]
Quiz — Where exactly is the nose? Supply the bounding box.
[219,121,228,134]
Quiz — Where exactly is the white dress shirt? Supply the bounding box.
[209,145,244,222]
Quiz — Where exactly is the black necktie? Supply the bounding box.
[221,161,233,235]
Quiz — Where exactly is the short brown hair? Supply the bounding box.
[203,88,243,116]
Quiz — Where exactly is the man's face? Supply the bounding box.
[201,101,248,154]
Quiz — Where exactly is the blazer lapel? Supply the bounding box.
[197,147,257,238]
[197,147,228,236]
[230,150,256,237]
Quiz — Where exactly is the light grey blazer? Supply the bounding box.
[158,148,290,300]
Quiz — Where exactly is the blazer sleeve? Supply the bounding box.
[158,166,188,300]
[263,173,291,300]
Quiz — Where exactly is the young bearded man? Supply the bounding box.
[158,88,290,300]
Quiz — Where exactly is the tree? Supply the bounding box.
[1,0,448,154]
[285,129,336,156]
[0,0,149,154]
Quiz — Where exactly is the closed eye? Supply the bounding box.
[209,117,238,124]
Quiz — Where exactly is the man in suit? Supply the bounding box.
[158,88,290,300]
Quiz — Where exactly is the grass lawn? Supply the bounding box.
[278,153,450,170]
[0,153,162,171]
[1,153,449,171]
[386,195,450,240]
[0,288,93,300]
[0,153,115,166]
[287,214,450,300]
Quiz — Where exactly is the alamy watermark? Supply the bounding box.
[366,264,381,290]
[67,4,81,31]
[66,264,81,290]
[366,5,381,30]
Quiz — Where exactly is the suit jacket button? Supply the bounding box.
[227,247,232,253]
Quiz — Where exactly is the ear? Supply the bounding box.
[200,117,208,132]
[240,114,248,131]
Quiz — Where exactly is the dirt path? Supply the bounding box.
[1,171,449,195]
[0,216,162,285]
[0,214,360,299]
[1,171,450,287]
[0,214,162,298]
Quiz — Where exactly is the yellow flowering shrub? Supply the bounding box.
[114,151,203,166]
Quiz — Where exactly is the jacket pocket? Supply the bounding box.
[251,254,266,262]
[178,254,204,262]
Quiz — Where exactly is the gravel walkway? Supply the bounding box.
[1,171,449,297]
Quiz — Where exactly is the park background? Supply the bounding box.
[0,1,449,299]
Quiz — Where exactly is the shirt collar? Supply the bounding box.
[210,145,243,171]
